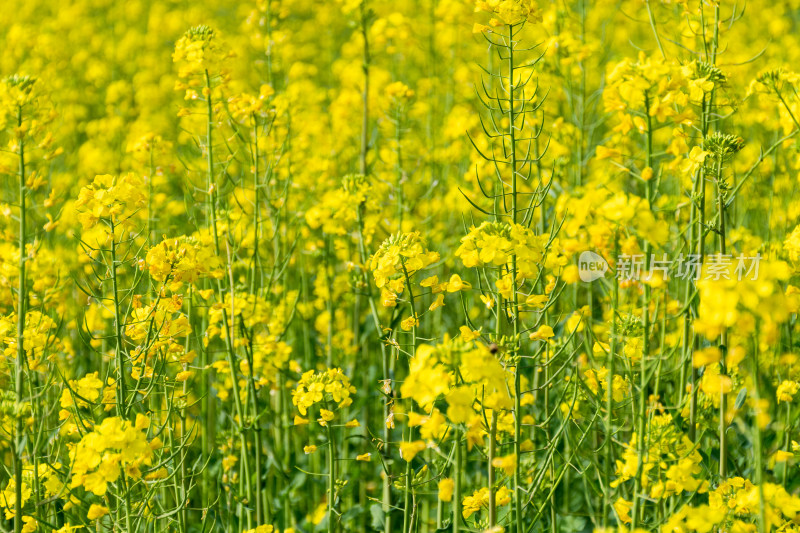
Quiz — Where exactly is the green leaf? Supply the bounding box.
[370,503,385,531]
[735,387,748,410]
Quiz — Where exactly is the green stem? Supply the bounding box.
[400,260,418,533]
[205,68,252,529]
[13,106,27,533]
[488,411,498,526]
[359,0,370,176]
[251,114,261,295]
[505,23,526,531]
[716,153,728,480]
[355,204,393,533]
[603,233,619,529]
[453,428,462,533]
[328,424,338,533]
[110,221,127,417]
[205,70,220,253]
[752,326,766,533]
[632,93,655,529]
[783,402,791,487]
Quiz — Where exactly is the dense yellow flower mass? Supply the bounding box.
[292,368,356,417]
[142,235,224,284]
[73,173,148,230]
[3,0,800,532]
[69,415,159,496]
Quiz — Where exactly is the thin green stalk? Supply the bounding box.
[354,204,393,533]
[603,233,619,529]
[205,68,252,530]
[110,222,127,418]
[404,447,412,533]
[245,115,265,523]
[200,291,211,508]
[513,357,522,532]
[175,285,194,533]
[324,236,334,367]
[359,0,370,176]
[453,428,462,533]
[204,70,221,253]
[328,423,338,533]
[783,402,791,487]
[632,93,655,530]
[488,411,498,527]
[116,455,135,533]
[684,162,701,441]
[505,22,525,532]
[716,153,729,479]
[227,265,254,531]
[400,260,418,533]
[250,114,262,295]
[246,342,264,524]
[752,326,766,533]
[13,106,27,533]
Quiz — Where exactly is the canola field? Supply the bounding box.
[2,0,800,532]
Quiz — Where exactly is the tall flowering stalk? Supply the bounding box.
[2,74,35,533]
[73,172,150,531]
[470,0,549,529]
